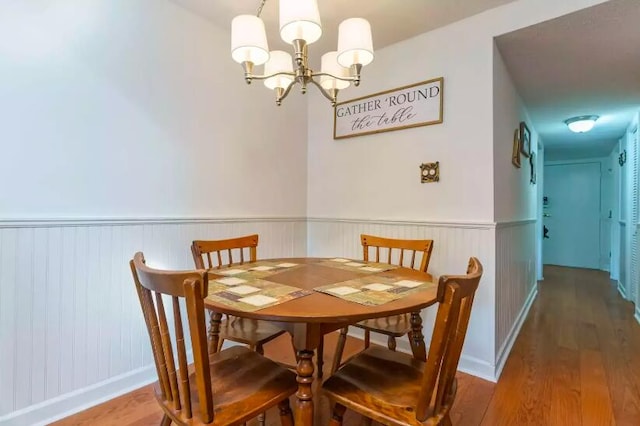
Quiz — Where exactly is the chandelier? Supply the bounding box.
[231,0,374,106]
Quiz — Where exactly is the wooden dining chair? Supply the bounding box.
[331,234,434,373]
[130,252,297,426]
[323,257,483,426]
[191,235,286,356]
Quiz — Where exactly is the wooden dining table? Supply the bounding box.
[203,257,438,426]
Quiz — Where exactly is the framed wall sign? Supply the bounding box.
[333,77,444,139]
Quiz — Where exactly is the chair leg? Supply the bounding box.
[317,337,324,378]
[329,403,347,426]
[160,414,171,426]
[258,412,266,426]
[364,330,370,348]
[217,338,225,352]
[256,344,264,355]
[278,399,294,426]
[387,335,397,351]
[332,327,348,373]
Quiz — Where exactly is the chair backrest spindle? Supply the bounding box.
[130,252,213,423]
[191,234,259,270]
[415,257,483,421]
[360,234,434,273]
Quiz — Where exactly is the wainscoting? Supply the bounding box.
[494,220,537,377]
[307,217,499,381]
[0,216,538,424]
[0,217,307,426]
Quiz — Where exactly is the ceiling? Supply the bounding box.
[172,0,516,68]
[496,0,640,158]
[173,0,640,159]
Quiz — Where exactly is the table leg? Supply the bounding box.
[410,311,427,361]
[208,312,222,357]
[295,349,315,426]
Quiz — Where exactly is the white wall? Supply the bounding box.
[491,45,538,374]
[0,1,308,424]
[0,0,613,423]
[0,0,308,219]
[306,0,607,381]
[492,45,538,223]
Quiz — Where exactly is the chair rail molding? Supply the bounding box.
[0,216,307,228]
[0,217,306,425]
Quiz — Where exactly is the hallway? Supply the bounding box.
[54,266,640,425]
[481,266,640,425]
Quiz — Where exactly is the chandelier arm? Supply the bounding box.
[275,80,297,105]
[308,78,338,105]
[311,72,358,83]
[246,71,297,81]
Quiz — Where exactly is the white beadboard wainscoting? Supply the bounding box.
[0,217,307,426]
[307,217,499,381]
[494,220,538,378]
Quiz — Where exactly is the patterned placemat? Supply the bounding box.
[207,260,302,280]
[314,275,435,306]
[317,258,399,273]
[206,277,311,312]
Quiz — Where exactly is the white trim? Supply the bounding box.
[0,216,307,228]
[307,217,496,229]
[495,219,536,229]
[618,281,628,299]
[347,327,498,383]
[0,365,157,426]
[495,284,538,380]
[635,306,640,325]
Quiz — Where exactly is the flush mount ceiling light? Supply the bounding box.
[564,115,599,133]
[231,0,374,106]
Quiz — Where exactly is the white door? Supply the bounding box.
[543,162,601,268]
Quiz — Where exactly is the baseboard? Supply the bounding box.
[346,328,498,383]
[494,284,538,380]
[0,365,157,426]
[618,281,627,299]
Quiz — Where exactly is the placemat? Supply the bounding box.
[206,277,311,312]
[314,275,435,306]
[207,260,302,280]
[317,258,399,273]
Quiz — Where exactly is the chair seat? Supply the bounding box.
[323,347,454,426]
[155,346,297,425]
[354,314,411,337]
[219,316,286,346]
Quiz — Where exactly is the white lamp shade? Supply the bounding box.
[337,18,374,67]
[320,51,350,90]
[279,0,322,45]
[231,15,269,65]
[264,50,294,90]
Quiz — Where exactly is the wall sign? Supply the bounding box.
[333,77,444,140]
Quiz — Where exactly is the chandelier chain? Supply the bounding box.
[256,0,267,17]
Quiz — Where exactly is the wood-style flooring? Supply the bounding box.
[53,266,640,425]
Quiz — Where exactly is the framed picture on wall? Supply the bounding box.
[519,121,531,157]
[529,151,537,184]
[512,129,521,168]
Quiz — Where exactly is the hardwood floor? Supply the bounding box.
[53,266,640,425]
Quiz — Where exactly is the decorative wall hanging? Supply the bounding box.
[334,77,444,139]
[512,128,521,168]
[619,149,627,166]
[519,121,531,157]
[529,151,536,184]
[420,162,440,183]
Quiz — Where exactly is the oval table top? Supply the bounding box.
[203,257,438,323]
